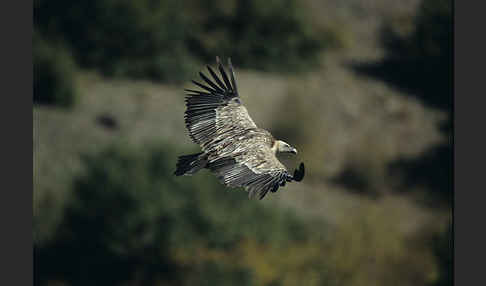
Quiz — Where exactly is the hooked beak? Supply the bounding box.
[290,148,298,155]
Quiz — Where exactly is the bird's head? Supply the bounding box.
[273,140,298,155]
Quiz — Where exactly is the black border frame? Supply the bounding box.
[454,0,483,285]
[2,0,479,284]
[2,0,33,285]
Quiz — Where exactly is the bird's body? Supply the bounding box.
[175,57,304,200]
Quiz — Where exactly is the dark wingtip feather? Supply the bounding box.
[191,80,216,93]
[217,57,232,92]
[228,58,238,95]
[207,65,226,91]
[293,163,305,182]
[199,71,224,93]
[184,88,211,96]
[270,184,280,193]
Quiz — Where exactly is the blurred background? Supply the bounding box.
[33,0,452,285]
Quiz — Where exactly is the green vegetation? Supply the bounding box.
[188,0,337,72]
[34,142,449,286]
[378,0,452,109]
[34,0,198,83]
[33,1,452,285]
[34,0,337,84]
[382,0,452,62]
[33,31,77,108]
[323,204,442,286]
[34,144,320,285]
[434,224,453,286]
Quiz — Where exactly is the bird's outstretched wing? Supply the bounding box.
[183,57,305,199]
[184,57,257,150]
[207,142,306,200]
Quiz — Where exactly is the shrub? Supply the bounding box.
[34,144,316,285]
[430,221,452,286]
[34,143,446,286]
[323,204,440,286]
[415,0,452,61]
[33,31,77,108]
[378,0,452,109]
[187,0,336,72]
[34,0,198,82]
[34,0,336,82]
[382,0,451,62]
[370,0,452,205]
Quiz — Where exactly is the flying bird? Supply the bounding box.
[175,57,305,200]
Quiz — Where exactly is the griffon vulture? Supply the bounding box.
[175,57,305,200]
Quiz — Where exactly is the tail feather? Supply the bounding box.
[174,152,207,176]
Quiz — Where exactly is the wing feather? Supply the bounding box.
[217,56,233,91]
[228,58,238,95]
[207,66,226,91]
[207,141,293,200]
[191,80,218,93]
[184,58,257,149]
[199,71,225,93]
[180,57,305,199]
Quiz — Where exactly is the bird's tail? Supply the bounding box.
[174,152,208,176]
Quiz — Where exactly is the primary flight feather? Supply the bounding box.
[175,57,305,200]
